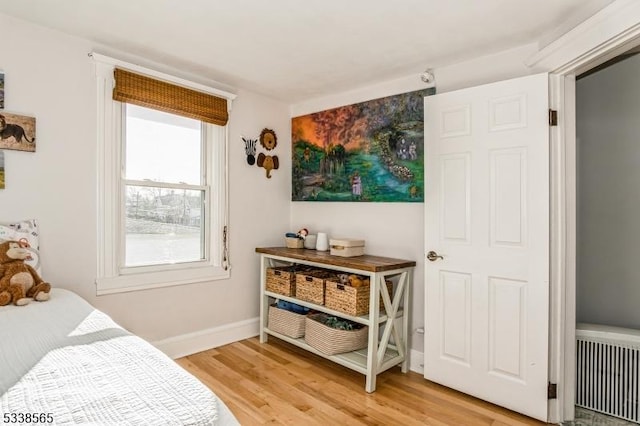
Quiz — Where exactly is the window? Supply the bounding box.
[124,104,207,267]
[93,54,235,295]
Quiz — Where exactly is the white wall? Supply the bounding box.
[576,54,640,329]
[0,14,290,343]
[290,43,539,353]
[0,10,545,356]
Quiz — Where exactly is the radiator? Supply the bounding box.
[576,323,640,422]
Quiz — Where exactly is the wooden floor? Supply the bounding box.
[177,337,545,426]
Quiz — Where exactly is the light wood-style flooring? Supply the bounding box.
[177,337,545,425]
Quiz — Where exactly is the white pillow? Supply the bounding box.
[0,219,41,274]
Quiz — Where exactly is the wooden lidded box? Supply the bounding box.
[329,238,365,257]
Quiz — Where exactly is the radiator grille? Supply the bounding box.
[576,328,640,422]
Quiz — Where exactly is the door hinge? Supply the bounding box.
[548,382,557,399]
[549,109,558,126]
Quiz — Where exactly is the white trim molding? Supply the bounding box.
[409,349,424,375]
[526,0,640,74]
[153,318,260,359]
[92,56,231,295]
[528,2,640,422]
[153,319,427,372]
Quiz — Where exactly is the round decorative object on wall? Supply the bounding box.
[259,128,277,150]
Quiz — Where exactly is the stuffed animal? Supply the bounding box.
[0,240,51,306]
[348,274,365,288]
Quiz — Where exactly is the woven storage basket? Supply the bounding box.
[268,305,306,338]
[285,237,304,248]
[325,279,393,316]
[304,314,368,355]
[266,266,297,296]
[295,269,334,305]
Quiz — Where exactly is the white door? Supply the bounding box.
[424,73,550,421]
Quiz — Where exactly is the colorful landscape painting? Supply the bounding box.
[0,72,4,109]
[292,88,435,202]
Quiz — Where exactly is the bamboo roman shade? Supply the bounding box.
[112,68,228,126]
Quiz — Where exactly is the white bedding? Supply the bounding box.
[0,289,238,425]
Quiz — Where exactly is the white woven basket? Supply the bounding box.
[268,305,306,338]
[304,314,368,355]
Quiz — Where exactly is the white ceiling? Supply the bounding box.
[0,0,615,103]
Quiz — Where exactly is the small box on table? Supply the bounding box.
[329,238,365,257]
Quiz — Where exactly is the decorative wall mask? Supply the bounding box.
[257,153,279,178]
[259,128,277,150]
[242,137,257,165]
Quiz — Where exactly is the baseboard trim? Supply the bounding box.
[154,318,426,377]
[152,317,260,359]
[409,349,424,375]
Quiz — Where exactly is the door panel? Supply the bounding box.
[489,94,527,131]
[441,104,471,137]
[440,271,472,365]
[490,148,527,247]
[440,154,471,243]
[488,276,526,380]
[424,73,549,421]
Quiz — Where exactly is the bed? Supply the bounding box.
[0,289,238,425]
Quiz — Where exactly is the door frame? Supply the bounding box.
[527,1,640,422]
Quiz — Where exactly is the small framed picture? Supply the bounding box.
[0,112,36,152]
[0,72,4,109]
[0,151,5,189]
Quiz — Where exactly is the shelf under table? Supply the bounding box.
[264,328,402,375]
[265,291,404,326]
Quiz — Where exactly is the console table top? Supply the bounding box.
[255,247,416,272]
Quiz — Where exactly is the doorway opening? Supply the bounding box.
[569,46,640,426]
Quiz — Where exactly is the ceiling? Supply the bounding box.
[0,0,615,103]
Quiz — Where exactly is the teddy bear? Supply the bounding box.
[0,240,51,306]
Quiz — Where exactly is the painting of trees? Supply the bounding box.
[292,87,435,202]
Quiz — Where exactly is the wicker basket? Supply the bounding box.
[295,269,333,305]
[285,237,304,248]
[304,314,368,355]
[325,279,393,316]
[266,266,297,296]
[268,305,306,338]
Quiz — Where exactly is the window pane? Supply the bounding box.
[125,104,202,185]
[125,185,204,267]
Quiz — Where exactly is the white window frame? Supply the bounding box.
[92,53,236,295]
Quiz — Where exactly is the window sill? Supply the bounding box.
[96,265,230,295]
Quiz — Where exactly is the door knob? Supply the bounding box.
[426,251,444,262]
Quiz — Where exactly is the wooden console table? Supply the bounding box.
[256,247,415,392]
